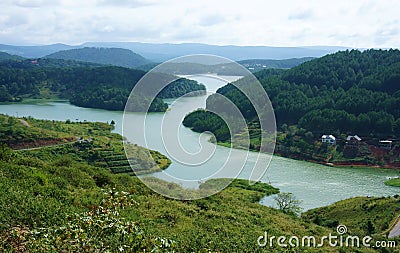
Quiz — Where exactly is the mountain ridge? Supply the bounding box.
[0,42,351,61]
[45,47,150,68]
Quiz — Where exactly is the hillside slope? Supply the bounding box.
[183,49,400,166]
[0,63,205,111]
[303,196,400,237]
[0,51,24,61]
[46,47,150,68]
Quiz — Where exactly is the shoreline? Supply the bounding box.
[217,140,400,171]
[3,99,399,172]
[273,150,400,170]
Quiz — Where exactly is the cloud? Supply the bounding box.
[13,0,60,8]
[3,14,28,27]
[97,0,155,8]
[374,22,400,45]
[0,0,399,48]
[198,14,225,27]
[288,9,314,20]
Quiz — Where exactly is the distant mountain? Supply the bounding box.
[0,51,24,61]
[138,58,314,73]
[0,42,350,62]
[238,57,314,72]
[45,47,150,68]
[83,42,350,61]
[0,58,104,69]
[0,43,75,58]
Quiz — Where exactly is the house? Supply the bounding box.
[346,135,362,146]
[379,140,392,150]
[321,134,336,145]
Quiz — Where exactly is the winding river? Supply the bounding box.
[0,74,398,210]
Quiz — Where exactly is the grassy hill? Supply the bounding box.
[303,196,400,237]
[45,47,150,68]
[2,114,396,252]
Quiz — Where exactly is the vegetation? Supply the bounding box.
[45,47,150,68]
[385,178,400,187]
[238,57,314,72]
[274,192,303,216]
[1,114,399,251]
[0,61,205,111]
[183,109,230,141]
[303,196,400,237]
[0,52,24,61]
[0,114,169,174]
[183,49,400,167]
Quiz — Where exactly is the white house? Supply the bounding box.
[379,140,392,150]
[346,135,362,146]
[321,134,336,145]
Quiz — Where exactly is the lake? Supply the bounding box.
[0,74,398,210]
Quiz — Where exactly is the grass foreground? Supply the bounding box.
[0,114,399,252]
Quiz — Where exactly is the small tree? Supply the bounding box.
[274,192,303,215]
[0,143,13,161]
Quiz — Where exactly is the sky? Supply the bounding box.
[0,0,399,48]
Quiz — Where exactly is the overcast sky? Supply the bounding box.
[1,0,399,48]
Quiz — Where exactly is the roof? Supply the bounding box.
[346,135,362,141]
[322,134,336,140]
[379,140,392,144]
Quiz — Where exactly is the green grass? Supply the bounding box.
[385,178,400,187]
[303,196,400,236]
[1,114,398,252]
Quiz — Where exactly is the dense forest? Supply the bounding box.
[186,49,400,137]
[0,60,206,111]
[45,47,150,68]
[184,49,400,165]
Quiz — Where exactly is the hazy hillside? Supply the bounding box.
[0,42,347,61]
[0,51,24,61]
[0,43,75,58]
[45,47,150,68]
[0,57,103,69]
[238,57,314,72]
[84,42,347,61]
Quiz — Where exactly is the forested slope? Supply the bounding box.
[45,47,150,68]
[184,49,400,165]
[0,61,206,111]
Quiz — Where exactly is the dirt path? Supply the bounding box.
[18,119,30,127]
[14,140,76,151]
[389,215,400,238]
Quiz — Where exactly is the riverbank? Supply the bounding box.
[0,98,69,105]
[274,149,400,171]
[0,114,171,175]
[217,139,400,172]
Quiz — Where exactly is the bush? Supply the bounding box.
[1,190,176,252]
